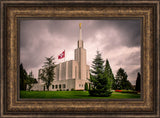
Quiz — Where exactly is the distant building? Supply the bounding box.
[31,24,90,91]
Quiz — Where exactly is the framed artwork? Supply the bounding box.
[0,0,159,117]
[20,19,141,99]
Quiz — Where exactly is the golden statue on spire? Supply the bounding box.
[79,23,82,29]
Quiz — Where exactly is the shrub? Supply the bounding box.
[89,88,112,97]
[115,90,122,92]
[89,83,91,90]
[115,90,138,94]
[71,88,75,91]
[85,83,88,91]
[121,90,137,94]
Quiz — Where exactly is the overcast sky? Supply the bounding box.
[20,20,141,85]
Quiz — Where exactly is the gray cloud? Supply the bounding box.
[20,20,141,85]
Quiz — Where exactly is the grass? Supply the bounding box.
[20,91,140,99]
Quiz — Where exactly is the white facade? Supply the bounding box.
[31,24,90,91]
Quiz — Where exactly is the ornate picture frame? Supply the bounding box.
[0,0,159,117]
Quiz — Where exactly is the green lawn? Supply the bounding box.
[20,91,140,99]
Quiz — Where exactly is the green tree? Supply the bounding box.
[25,71,37,91]
[114,77,121,90]
[104,59,115,89]
[135,72,141,92]
[115,68,132,90]
[20,64,28,90]
[39,56,56,91]
[84,83,88,91]
[89,51,112,97]
[125,80,133,90]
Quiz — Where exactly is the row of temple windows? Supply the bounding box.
[52,84,85,89]
[79,84,84,87]
[52,84,66,89]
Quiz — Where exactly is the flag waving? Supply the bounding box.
[58,50,65,59]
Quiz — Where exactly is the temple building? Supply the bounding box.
[31,24,90,91]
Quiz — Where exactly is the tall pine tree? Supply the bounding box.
[104,59,115,89]
[89,51,112,97]
[20,64,28,90]
[135,72,141,92]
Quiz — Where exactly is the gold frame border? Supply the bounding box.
[0,0,159,117]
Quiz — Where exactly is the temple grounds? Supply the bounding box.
[20,91,140,99]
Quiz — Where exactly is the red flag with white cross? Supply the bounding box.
[58,50,65,59]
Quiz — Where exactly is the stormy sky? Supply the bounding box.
[20,20,141,85]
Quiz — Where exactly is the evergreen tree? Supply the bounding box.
[20,64,28,90]
[104,59,115,89]
[135,72,141,92]
[39,56,56,91]
[84,83,88,91]
[115,68,127,89]
[89,51,112,97]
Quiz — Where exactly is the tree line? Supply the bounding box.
[20,56,56,91]
[88,51,141,97]
[20,51,141,96]
[20,64,37,91]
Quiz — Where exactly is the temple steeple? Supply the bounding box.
[79,23,82,40]
[75,23,86,80]
[78,23,83,48]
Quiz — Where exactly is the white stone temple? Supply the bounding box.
[31,23,90,91]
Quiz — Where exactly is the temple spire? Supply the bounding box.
[79,23,82,40]
[78,23,83,48]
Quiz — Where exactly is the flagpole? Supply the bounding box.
[64,49,65,62]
